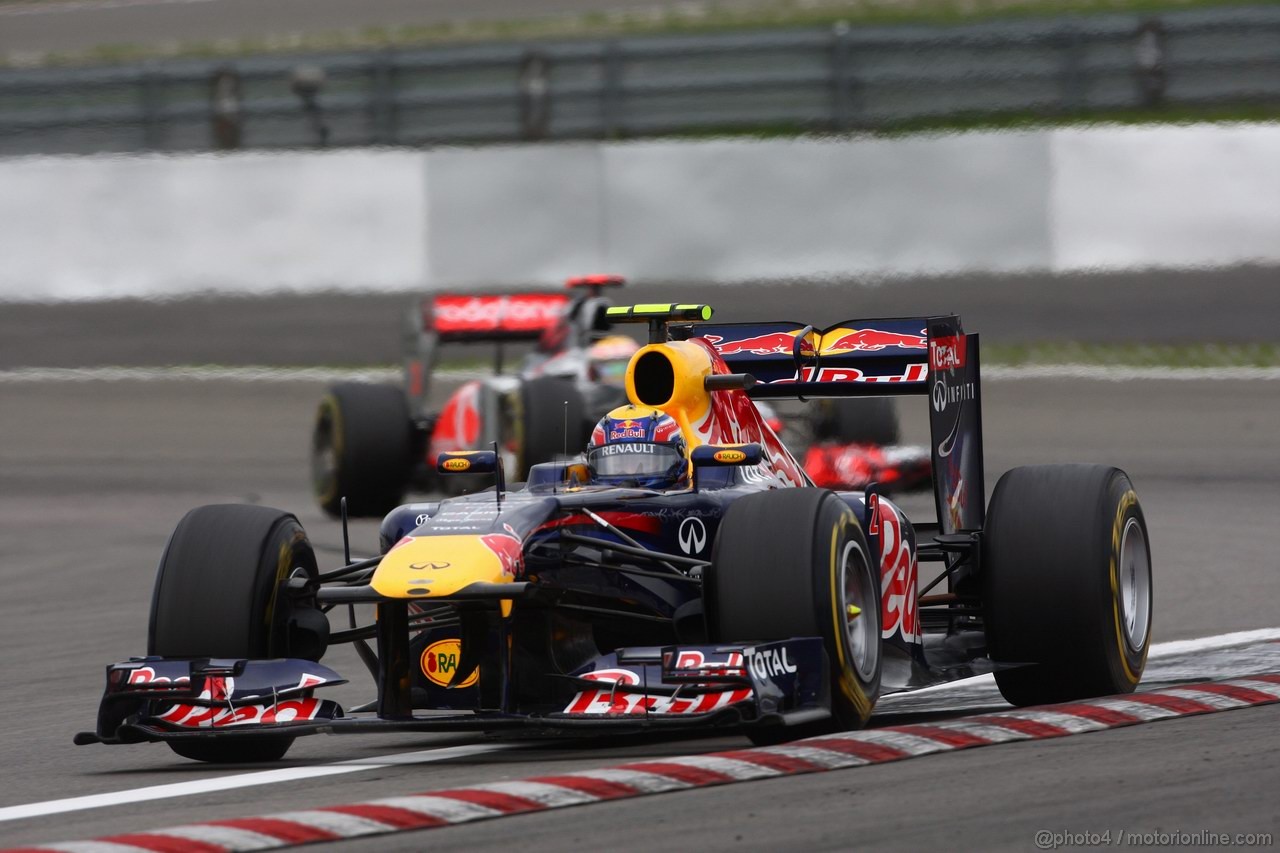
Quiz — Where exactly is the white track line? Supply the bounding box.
[2,365,1279,384]
[0,367,404,384]
[1144,626,1280,657]
[883,627,1280,698]
[0,0,216,17]
[0,742,517,824]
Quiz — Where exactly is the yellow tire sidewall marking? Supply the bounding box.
[829,510,871,719]
[1109,489,1146,684]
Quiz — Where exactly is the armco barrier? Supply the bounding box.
[1,124,1278,301]
[0,6,1277,156]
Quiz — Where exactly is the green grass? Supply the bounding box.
[7,0,1279,69]
[983,342,1280,368]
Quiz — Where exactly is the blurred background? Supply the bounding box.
[1,0,1278,336]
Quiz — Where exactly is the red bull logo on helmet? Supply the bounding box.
[608,419,648,441]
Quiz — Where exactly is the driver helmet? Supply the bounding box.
[585,404,688,489]
[586,335,640,386]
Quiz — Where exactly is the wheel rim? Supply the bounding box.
[840,540,878,681]
[1118,517,1151,652]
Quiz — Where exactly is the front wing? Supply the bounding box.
[77,639,829,746]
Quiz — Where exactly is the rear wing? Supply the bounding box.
[404,280,628,418]
[402,292,568,417]
[423,293,569,343]
[693,315,985,533]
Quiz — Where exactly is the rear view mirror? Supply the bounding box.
[690,443,762,467]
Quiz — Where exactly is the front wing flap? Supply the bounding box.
[78,657,347,745]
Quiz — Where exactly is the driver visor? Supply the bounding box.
[586,442,683,478]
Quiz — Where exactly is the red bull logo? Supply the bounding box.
[480,533,523,578]
[821,328,927,353]
[704,331,813,356]
[607,418,647,440]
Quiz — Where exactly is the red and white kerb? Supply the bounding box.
[12,674,1280,853]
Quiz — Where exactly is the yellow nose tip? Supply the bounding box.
[847,605,861,619]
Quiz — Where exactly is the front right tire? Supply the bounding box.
[149,504,327,762]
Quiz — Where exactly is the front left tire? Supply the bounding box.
[706,488,881,743]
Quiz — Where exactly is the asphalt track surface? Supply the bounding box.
[0,268,1274,845]
[0,0,727,57]
[2,280,1279,849]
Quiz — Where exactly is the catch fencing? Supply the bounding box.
[0,5,1277,155]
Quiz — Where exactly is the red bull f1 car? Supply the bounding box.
[79,305,1153,762]
[311,275,639,517]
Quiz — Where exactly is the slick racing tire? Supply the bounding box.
[707,489,881,744]
[982,465,1152,707]
[517,376,590,479]
[809,398,901,445]
[312,382,412,517]
[149,504,327,763]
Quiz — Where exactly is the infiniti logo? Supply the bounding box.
[678,517,707,555]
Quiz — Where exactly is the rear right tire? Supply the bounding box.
[809,398,900,445]
[311,382,412,517]
[516,376,590,479]
[982,464,1152,706]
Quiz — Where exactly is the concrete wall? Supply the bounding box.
[0,149,425,300]
[1049,124,1280,271]
[1,124,1276,301]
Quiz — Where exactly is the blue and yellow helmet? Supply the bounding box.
[586,405,688,489]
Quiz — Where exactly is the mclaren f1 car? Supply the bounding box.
[79,305,1153,762]
[311,275,638,518]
